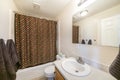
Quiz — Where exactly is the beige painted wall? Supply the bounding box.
[57,0,119,66]
[0,0,18,40]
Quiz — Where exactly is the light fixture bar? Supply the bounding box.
[78,0,96,8]
[78,0,88,6]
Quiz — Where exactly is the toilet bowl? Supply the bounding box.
[44,65,55,80]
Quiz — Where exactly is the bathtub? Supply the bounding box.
[16,62,54,80]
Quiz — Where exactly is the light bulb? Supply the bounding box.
[80,10,88,17]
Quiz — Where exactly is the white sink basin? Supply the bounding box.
[62,58,91,77]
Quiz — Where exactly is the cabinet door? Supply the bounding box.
[55,68,65,80]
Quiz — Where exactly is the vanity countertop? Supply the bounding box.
[54,59,116,80]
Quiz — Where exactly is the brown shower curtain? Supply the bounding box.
[15,13,57,68]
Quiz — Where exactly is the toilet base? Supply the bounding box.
[47,77,54,80]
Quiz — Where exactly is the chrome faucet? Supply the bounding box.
[77,57,85,64]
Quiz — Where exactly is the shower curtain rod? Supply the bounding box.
[13,11,57,21]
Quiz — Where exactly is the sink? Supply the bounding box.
[62,57,91,76]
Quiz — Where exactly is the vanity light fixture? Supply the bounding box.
[78,0,88,6]
[80,10,88,17]
[78,0,96,9]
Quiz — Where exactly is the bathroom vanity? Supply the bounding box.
[54,58,116,80]
[55,68,65,80]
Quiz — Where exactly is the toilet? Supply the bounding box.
[44,65,55,80]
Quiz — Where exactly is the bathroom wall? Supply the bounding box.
[57,0,119,67]
[0,0,18,40]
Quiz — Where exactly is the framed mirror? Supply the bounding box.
[72,0,120,47]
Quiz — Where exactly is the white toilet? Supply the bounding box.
[44,65,55,80]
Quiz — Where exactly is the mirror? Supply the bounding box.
[72,0,120,47]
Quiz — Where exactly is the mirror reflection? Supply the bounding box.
[72,0,120,47]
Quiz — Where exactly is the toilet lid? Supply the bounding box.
[45,65,55,74]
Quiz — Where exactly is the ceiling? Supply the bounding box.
[74,0,120,22]
[13,0,71,19]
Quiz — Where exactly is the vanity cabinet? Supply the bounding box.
[55,68,65,80]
